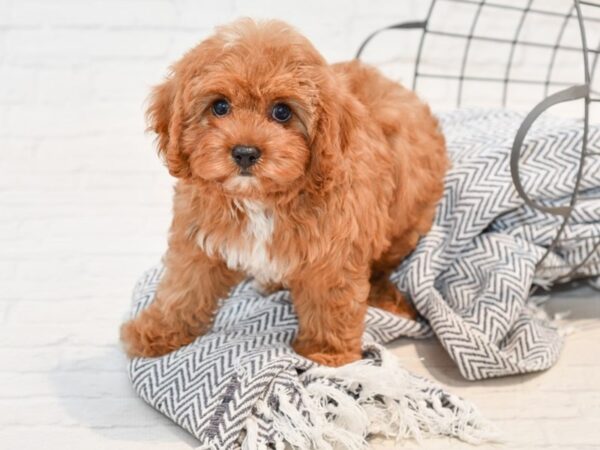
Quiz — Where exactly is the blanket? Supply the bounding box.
[127,109,600,448]
[393,108,600,380]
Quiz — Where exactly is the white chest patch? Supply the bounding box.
[197,200,285,284]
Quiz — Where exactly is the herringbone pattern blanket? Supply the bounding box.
[127,109,600,448]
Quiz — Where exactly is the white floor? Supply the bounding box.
[375,285,600,450]
[1,167,599,450]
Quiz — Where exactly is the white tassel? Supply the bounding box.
[299,346,499,448]
[241,416,260,450]
[270,386,332,450]
[240,346,499,449]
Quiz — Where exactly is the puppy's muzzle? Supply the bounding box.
[232,145,261,171]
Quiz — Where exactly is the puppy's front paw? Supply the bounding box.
[292,339,361,367]
[120,314,196,358]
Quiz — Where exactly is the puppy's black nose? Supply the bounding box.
[231,145,261,169]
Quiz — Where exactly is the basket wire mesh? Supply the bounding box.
[357,0,600,286]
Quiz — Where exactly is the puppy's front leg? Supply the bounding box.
[121,237,241,358]
[290,267,369,367]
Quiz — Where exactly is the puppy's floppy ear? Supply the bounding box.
[146,76,191,178]
[308,80,357,192]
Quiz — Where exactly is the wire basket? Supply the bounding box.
[357,0,600,286]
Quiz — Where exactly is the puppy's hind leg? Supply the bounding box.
[368,228,424,320]
[367,270,417,320]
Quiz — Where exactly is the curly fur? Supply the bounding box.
[121,18,448,366]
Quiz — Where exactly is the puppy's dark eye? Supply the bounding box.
[212,99,230,117]
[271,103,292,123]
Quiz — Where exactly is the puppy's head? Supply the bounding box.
[147,19,351,199]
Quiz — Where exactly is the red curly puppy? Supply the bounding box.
[121,19,448,367]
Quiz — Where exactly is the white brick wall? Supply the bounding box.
[1,1,599,449]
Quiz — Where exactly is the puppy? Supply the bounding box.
[121,19,447,367]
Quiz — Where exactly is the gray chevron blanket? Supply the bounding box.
[127,109,600,449]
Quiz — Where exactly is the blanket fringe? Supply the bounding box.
[242,346,499,449]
